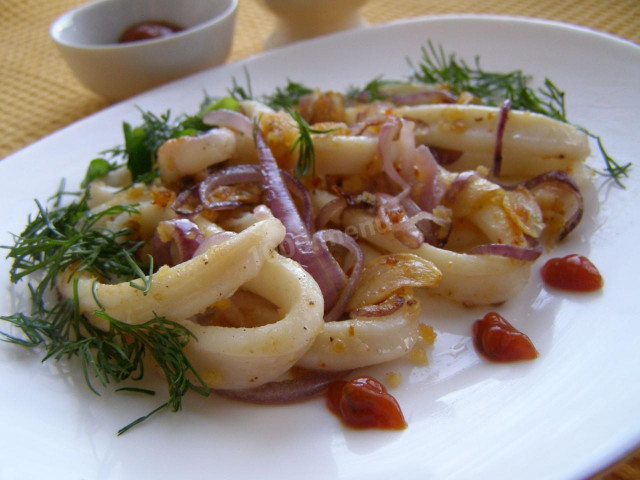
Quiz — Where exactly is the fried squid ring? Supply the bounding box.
[185,253,324,389]
[57,217,286,327]
[157,127,237,184]
[342,208,532,305]
[393,104,590,179]
[296,296,421,371]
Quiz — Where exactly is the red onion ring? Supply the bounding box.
[349,113,388,136]
[414,144,443,212]
[313,229,364,323]
[172,186,203,216]
[376,193,424,249]
[198,164,262,211]
[152,218,204,267]
[255,130,340,312]
[378,116,411,199]
[400,197,450,247]
[315,197,347,231]
[492,99,512,178]
[468,242,542,261]
[214,370,347,404]
[196,165,313,230]
[202,108,253,136]
[520,170,584,241]
[280,169,313,234]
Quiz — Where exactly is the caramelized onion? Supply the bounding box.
[349,293,405,318]
[521,170,584,241]
[199,164,261,210]
[172,186,203,216]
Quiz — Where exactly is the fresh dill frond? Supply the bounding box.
[121,107,216,183]
[81,158,122,188]
[264,80,313,110]
[581,129,631,187]
[0,283,209,435]
[1,183,210,434]
[287,109,336,178]
[3,190,145,301]
[228,67,254,101]
[408,40,630,186]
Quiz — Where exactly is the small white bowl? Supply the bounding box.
[51,0,238,101]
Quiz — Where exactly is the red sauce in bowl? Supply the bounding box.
[119,21,183,43]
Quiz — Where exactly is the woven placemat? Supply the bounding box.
[1,0,638,160]
[1,0,639,477]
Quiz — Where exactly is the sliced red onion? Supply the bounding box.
[202,109,253,136]
[378,116,411,199]
[315,197,347,231]
[214,370,347,404]
[521,170,584,241]
[198,164,262,211]
[152,218,204,267]
[401,197,450,247]
[349,113,388,136]
[255,130,339,312]
[376,193,424,249]
[391,219,424,249]
[492,99,512,178]
[468,242,542,261]
[280,170,313,234]
[311,231,348,293]
[313,229,364,323]
[349,293,405,318]
[172,186,203,216]
[414,144,443,212]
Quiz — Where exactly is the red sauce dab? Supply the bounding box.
[473,312,538,362]
[119,21,183,43]
[327,376,407,430]
[541,254,603,292]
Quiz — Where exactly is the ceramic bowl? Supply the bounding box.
[50,0,238,101]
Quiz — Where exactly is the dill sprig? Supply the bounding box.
[407,41,631,186]
[264,80,313,110]
[1,281,209,436]
[287,108,336,178]
[1,185,210,434]
[4,190,144,301]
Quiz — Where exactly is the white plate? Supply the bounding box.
[1,15,639,480]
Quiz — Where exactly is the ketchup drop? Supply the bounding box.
[326,376,407,430]
[473,312,538,362]
[541,254,603,292]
